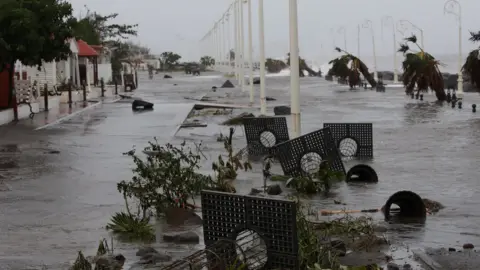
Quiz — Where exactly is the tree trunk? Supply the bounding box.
[434,89,447,101]
[8,62,18,121]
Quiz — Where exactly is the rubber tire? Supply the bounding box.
[383,190,426,221]
[346,164,378,183]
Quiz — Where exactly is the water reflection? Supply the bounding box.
[403,101,444,125]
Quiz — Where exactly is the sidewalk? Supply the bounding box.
[0,97,119,130]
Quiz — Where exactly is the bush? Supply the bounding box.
[285,160,344,195]
[106,211,155,241]
[117,140,215,216]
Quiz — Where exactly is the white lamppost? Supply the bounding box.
[239,0,245,91]
[382,16,399,83]
[221,16,226,70]
[225,10,232,73]
[357,24,361,57]
[338,26,347,51]
[330,28,336,49]
[246,0,254,104]
[398,20,424,48]
[444,0,463,99]
[289,0,301,137]
[362,20,378,81]
[234,0,239,82]
[258,0,267,114]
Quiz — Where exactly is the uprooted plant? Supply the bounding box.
[70,238,124,270]
[295,199,384,269]
[266,159,343,195]
[212,127,252,192]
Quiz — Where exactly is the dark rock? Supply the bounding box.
[163,231,199,244]
[136,247,158,257]
[267,184,282,195]
[164,75,172,79]
[253,77,260,84]
[449,247,456,252]
[249,188,263,195]
[221,80,234,88]
[138,252,171,264]
[221,112,255,125]
[402,263,412,270]
[273,106,291,116]
[387,262,400,270]
[0,180,10,192]
[94,254,126,270]
[265,96,276,101]
[48,150,60,154]
[463,243,475,249]
[164,207,202,226]
[0,161,17,169]
[132,100,154,110]
[173,84,177,86]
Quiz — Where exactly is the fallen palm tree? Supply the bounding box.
[398,35,446,101]
[265,58,287,73]
[462,31,480,91]
[287,53,320,77]
[327,48,377,88]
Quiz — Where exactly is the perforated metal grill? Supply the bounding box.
[272,127,346,177]
[201,190,299,269]
[323,123,373,159]
[243,117,289,157]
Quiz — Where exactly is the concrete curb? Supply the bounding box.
[35,97,121,131]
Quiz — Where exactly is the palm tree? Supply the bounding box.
[462,31,480,90]
[286,53,320,77]
[398,35,446,101]
[328,48,377,88]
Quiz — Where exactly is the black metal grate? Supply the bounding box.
[272,127,345,177]
[323,123,373,159]
[201,190,299,269]
[243,117,290,157]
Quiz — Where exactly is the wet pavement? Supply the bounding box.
[1,72,480,269]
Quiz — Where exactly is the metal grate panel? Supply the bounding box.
[272,127,345,177]
[323,123,373,159]
[243,117,289,157]
[201,190,299,269]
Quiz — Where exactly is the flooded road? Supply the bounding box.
[1,72,480,269]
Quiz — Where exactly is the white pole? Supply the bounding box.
[247,0,254,104]
[363,20,378,81]
[357,25,361,58]
[444,0,463,99]
[289,0,301,138]
[258,0,267,114]
[338,26,347,51]
[383,16,399,83]
[234,1,239,82]
[223,16,227,70]
[226,12,231,74]
[239,0,245,91]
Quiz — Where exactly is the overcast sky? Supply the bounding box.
[69,0,480,63]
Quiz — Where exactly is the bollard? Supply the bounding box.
[100,78,105,97]
[410,93,414,99]
[114,79,118,95]
[68,81,72,108]
[420,94,423,101]
[458,101,462,109]
[452,93,457,102]
[452,101,456,108]
[472,104,476,113]
[82,80,87,102]
[346,164,378,183]
[446,92,451,103]
[43,83,48,111]
[382,191,426,221]
[415,93,419,99]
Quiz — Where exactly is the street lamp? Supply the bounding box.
[330,28,336,49]
[382,16,399,83]
[234,0,239,82]
[357,24,361,57]
[239,0,245,92]
[444,0,463,99]
[362,20,378,81]
[225,11,232,73]
[246,0,254,104]
[258,0,267,114]
[398,20,424,48]
[289,0,301,137]
[337,26,347,51]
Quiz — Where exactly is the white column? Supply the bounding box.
[239,0,245,91]
[258,0,267,114]
[85,58,91,93]
[75,54,80,86]
[357,25,361,57]
[247,0,254,104]
[289,0,301,137]
[226,12,232,74]
[457,16,463,98]
[222,16,226,70]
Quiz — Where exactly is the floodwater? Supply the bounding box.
[1,72,480,269]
